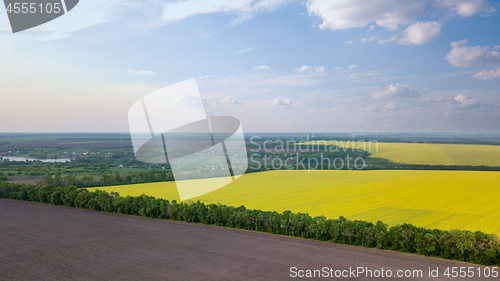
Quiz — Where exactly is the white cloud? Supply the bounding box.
[306,0,494,31]
[373,83,422,99]
[446,39,500,67]
[295,65,325,73]
[399,21,442,45]
[472,67,500,80]
[296,65,311,72]
[383,102,399,111]
[369,24,375,31]
[347,74,367,80]
[219,96,242,105]
[128,69,155,75]
[314,66,325,73]
[435,94,482,112]
[162,0,295,24]
[358,21,442,45]
[253,65,270,70]
[438,0,496,17]
[348,64,358,70]
[270,98,293,108]
[199,75,218,79]
[378,34,398,44]
[361,36,376,43]
[347,40,352,44]
[261,74,323,86]
[360,105,379,111]
[454,94,480,109]
[307,0,426,30]
[332,106,350,111]
[347,70,386,80]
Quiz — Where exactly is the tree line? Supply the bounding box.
[0,181,499,266]
[39,170,174,188]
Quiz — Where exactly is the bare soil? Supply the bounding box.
[0,199,490,281]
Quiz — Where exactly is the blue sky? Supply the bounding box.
[1,0,500,133]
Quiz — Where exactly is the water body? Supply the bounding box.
[1,157,71,163]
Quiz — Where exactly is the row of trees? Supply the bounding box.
[364,164,500,171]
[1,181,499,265]
[0,172,10,181]
[39,170,174,188]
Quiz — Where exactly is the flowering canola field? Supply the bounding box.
[90,170,500,235]
[303,141,500,166]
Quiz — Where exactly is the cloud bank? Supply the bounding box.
[271,98,293,108]
[307,0,494,31]
[128,69,156,75]
[473,67,500,80]
[399,21,442,45]
[373,84,422,99]
[446,40,500,67]
[162,0,295,24]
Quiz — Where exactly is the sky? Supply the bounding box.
[0,0,500,133]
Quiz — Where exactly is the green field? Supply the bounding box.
[305,141,500,166]
[90,170,500,235]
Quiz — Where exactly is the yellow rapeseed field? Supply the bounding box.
[303,141,500,166]
[90,170,500,235]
